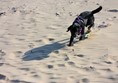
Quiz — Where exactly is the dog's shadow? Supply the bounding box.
[22,39,68,61]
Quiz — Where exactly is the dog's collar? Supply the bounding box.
[73,16,85,26]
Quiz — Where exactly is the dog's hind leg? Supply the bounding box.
[86,23,94,34]
[79,27,85,40]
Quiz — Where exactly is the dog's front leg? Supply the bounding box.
[68,35,74,46]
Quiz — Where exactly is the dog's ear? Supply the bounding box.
[66,27,70,32]
[66,29,69,32]
[66,25,73,32]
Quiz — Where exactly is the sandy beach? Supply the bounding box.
[0,0,118,83]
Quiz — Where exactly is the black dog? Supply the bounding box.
[67,6,102,46]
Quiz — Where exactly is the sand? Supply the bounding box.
[0,0,118,83]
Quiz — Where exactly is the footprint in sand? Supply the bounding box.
[0,74,7,80]
[47,64,54,69]
[11,7,17,13]
[107,9,118,12]
[68,61,75,66]
[0,50,6,63]
[82,66,96,72]
[104,61,112,64]
[30,71,40,78]
[7,51,23,61]
[49,74,64,83]
[101,68,112,72]
[16,38,25,41]
[57,64,65,67]
[49,82,57,83]
[10,80,31,83]
[107,75,116,81]
[14,51,23,58]
[0,12,6,16]
[48,38,55,41]
[98,22,112,28]
[41,36,55,44]
[56,53,69,61]
[63,54,69,61]
[0,63,4,66]
[28,43,35,48]
[76,80,80,83]
[49,76,61,80]
[53,50,59,54]
[81,78,90,83]
[0,50,6,59]
[32,74,40,78]
[75,54,85,58]
[34,39,42,43]
[19,67,30,71]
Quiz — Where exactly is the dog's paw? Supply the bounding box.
[79,36,83,40]
[67,44,73,46]
[79,35,87,40]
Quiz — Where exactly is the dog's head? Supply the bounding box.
[73,23,82,34]
[67,23,82,36]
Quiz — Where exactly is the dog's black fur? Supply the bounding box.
[67,6,102,46]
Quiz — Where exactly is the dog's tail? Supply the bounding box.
[85,6,102,19]
[91,6,102,15]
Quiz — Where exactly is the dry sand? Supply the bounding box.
[0,0,118,83]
